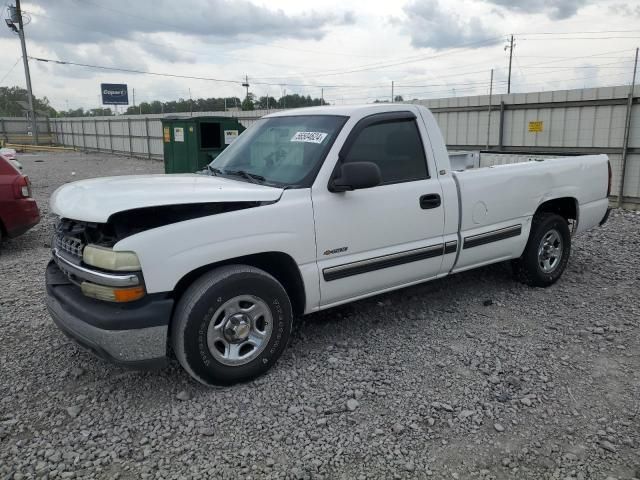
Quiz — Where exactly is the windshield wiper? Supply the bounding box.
[224,169,266,184]
[206,165,223,176]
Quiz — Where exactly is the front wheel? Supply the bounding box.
[171,265,293,386]
[512,213,571,287]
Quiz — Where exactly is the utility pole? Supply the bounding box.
[242,75,250,103]
[617,47,639,207]
[486,68,494,150]
[321,88,324,105]
[7,0,38,144]
[391,81,394,102]
[506,34,515,94]
[188,88,192,116]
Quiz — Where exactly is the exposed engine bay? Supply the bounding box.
[55,201,262,249]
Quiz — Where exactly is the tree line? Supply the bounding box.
[122,93,327,115]
[0,86,57,117]
[0,86,328,118]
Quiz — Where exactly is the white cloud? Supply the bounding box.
[1,0,635,110]
[396,0,501,50]
[484,0,591,19]
[25,0,355,44]
[608,3,640,17]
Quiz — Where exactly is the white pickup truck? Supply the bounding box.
[46,104,611,385]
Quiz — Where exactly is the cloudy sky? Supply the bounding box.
[1,0,638,111]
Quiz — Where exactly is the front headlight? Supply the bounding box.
[83,245,141,271]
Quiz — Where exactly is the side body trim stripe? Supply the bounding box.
[323,243,446,282]
[320,224,522,282]
[444,240,458,255]
[463,224,522,249]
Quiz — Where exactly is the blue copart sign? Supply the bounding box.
[101,83,129,105]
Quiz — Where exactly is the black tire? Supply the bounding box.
[512,213,571,287]
[171,265,293,386]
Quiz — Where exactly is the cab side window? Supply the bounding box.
[343,119,428,184]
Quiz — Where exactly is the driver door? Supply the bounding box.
[311,112,446,307]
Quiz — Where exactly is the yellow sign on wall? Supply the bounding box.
[163,127,171,143]
[528,121,544,133]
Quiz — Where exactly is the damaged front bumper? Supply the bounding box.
[46,261,173,369]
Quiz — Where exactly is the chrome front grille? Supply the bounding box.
[54,232,85,260]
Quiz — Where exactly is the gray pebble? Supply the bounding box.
[176,390,191,401]
[599,440,617,453]
[65,406,82,418]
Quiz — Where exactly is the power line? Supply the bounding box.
[0,56,21,85]
[28,56,393,89]
[516,29,640,35]
[254,44,635,85]
[354,48,635,90]
[31,55,477,91]
[29,47,636,99]
[253,36,505,80]
[29,56,242,83]
[520,36,640,41]
[433,48,634,81]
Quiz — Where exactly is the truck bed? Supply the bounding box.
[448,154,609,273]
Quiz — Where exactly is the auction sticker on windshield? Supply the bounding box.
[291,131,328,144]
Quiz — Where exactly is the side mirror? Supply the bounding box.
[330,161,382,192]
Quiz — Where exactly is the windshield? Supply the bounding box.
[209,115,347,187]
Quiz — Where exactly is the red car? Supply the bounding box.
[0,154,40,243]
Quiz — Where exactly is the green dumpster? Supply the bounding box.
[161,116,246,173]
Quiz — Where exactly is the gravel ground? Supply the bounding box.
[1,151,639,480]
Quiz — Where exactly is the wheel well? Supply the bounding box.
[171,252,306,316]
[535,197,578,222]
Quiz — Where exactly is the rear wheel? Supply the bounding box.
[513,213,571,287]
[171,265,293,386]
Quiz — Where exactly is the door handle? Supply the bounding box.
[420,194,441,209]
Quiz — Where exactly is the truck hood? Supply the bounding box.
[50,174,284,223]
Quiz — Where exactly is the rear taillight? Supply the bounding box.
[607,160,612,197]
[12,175,32,199]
